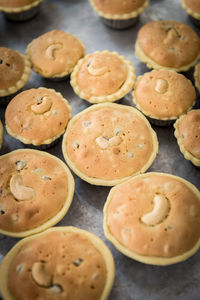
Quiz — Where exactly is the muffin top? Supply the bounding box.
[0,227,114,300]
[104,172,200,265]
[27,30,85,78]
[0,149,74,237]
[71,51,135,103]
[136,20,200,70]
[62,103,158,186]
[174,109,200,162]
[90,0,148,15]
[133,70,196,119]
[0,47,25,90]
[181,0,200,14]
[5,88,71,146]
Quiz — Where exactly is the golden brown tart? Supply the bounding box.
[0,47,31,105]
[89,0,149,29]
[104,172,200,265]
[70,50,135,103]
[26,30,85,80]
[5,87,71,149]
[132,69,196,126]
[62,103,158,186]
[174,109,200,166]
[135,20,200,71]
[0,226,115,300]
[0,0,43,21]
[0,149,75,237]
[180,0,200,26]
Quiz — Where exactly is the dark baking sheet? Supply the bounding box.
[0,0,200,299]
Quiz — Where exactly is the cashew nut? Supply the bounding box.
[155,79,168,94]
[31,96,52,114]
[10,174,34,201]
[46,43,62,59]
[96,135,122,149]
[141,194,170,226]
[87,57,108,76]
[32,262,52,287]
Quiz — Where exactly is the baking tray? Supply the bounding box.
[0,0,200,299]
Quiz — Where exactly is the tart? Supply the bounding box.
[5,87,71,149]
[70,50,135,103]
[104,172,200,265]
[180,0,200,26]
[0,149,75,237]
[62,103,158,186]
[0,47,31,105]
[135,20,200,72]
[0,0,43,21]
[89,0,149,29]
[0,226,115,300]
[26,30,85,80]
[174,109,200,166]
[132,69,196,126]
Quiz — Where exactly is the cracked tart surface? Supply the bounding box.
[0,226,115,300]
[0,47,31,101]
[5,87,71,147]
[62,103,158,186]
[0,149,74,237]
[135,20,200,71]
[104,172,200,265]
[26,30,85,79]
[70,50,135,103]
[174,109,200,166]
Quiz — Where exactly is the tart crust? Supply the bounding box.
[104,172,200,265]
[5,87,72,147]
[0,0,43,13]
[26,30,85,79]
[194,63,200,93]
[135,40,200,72]
[62,103,158,186]
[132,69,196,124]
[0,49,31,98]
[180,0,200,20]
[0,226,115,300]
[0,149,75,237]
[174,110,200,166]
[89,0,149,20]
[70,50,135,103]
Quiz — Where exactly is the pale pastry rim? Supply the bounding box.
[5,87,72,146]
[0,0,43,13]
[103,172,200,265]
[70,50,135,104]
[132,69,196,121]
[180,0,200,19]
[26,32,86,79]
[174,110,200,167]
[0,226,115,300]
[89,0,150,20]
[0,149,75,237]
[135,40,200,72]
[0,50,31,97]
[62,102,158,186]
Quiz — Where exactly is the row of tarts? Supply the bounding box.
[0,20,200,300]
